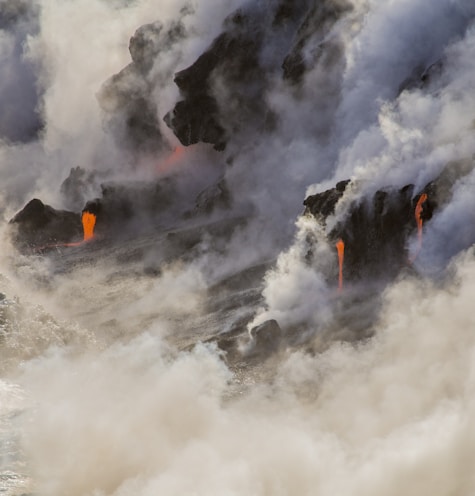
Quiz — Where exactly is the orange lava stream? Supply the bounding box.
[410,193,428,262]
[82,211,96,241]
[36,211,97,251]
[415,193,427,245]
[335,239,345,292]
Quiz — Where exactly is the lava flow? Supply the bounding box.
[335,238,345,292]
[156,146,185,174]
[410,193,428,262]
[45,210,97,249]
[81,211,96,242]
[415,193,428,245]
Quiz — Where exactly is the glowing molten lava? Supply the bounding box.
[415,193,427,245]
[156,146,185,174]
[336,238,345,291]
[82,211,96,241]
[34,210,97,252]
[56,211,96,248]
[410,193,427,262]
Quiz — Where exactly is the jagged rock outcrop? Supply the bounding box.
[9,178,177,249]
[303,179,349,219]
[79,177,179,237]
[9,199,82,249]
[248,319,282,355]
[60,167,103,212]
[164,9,268,151]
[330,185,433,280]
[304,161,475,283]
[164,0,352,149]
[104,0,471,154]
[304,182,431,281]
[98,20,186,152]
[10,168,236,249]
[208,318,282,364]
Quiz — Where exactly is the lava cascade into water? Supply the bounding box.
[410,193,428,262]
[45,211,97,249]
[415,194,427,244]
[335,239,345,291]
[81,211,96,242]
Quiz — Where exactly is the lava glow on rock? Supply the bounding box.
[336,238,345,291]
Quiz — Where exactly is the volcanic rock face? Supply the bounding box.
[98,20,186,152]
[60,167,104,212]
[330,185,430,280]
[94,0,475,159]
[164,0,352,149]
[248,319,282,356]
[164,10,267,151]
[9,169,236,253]
[282,0,352,83]
[303,180,350,219]
[83,178,177,234]
[9,199,82,249]
[98,0,352,151]
[303,160,475,284]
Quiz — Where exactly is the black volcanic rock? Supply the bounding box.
[210,318,283,364]
[82,178,177,235]
[303,179,350,218]
[10,166,238,252]
[164,96,227,151]
[164,0,351,149]
[9,199,82,249]
[306,161,475,284]
[249,319,282,355]
[282,0,352,84]
[99,65,164,153]
[98,20,186,153]
[102,0,353,151]
[330,185,419,280]
[8,182,173,250]
[304,180,438,282]
[164,17,265,150]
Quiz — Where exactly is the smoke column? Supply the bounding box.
[1,0,475,495]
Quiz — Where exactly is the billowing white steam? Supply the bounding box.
[255,0,475,324]
[1,0,475,494]
[10,251,475,495]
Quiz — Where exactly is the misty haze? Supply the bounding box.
[1,0,475,494]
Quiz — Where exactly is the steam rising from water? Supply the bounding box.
[1,0,475,494]
[11,252,475,495]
